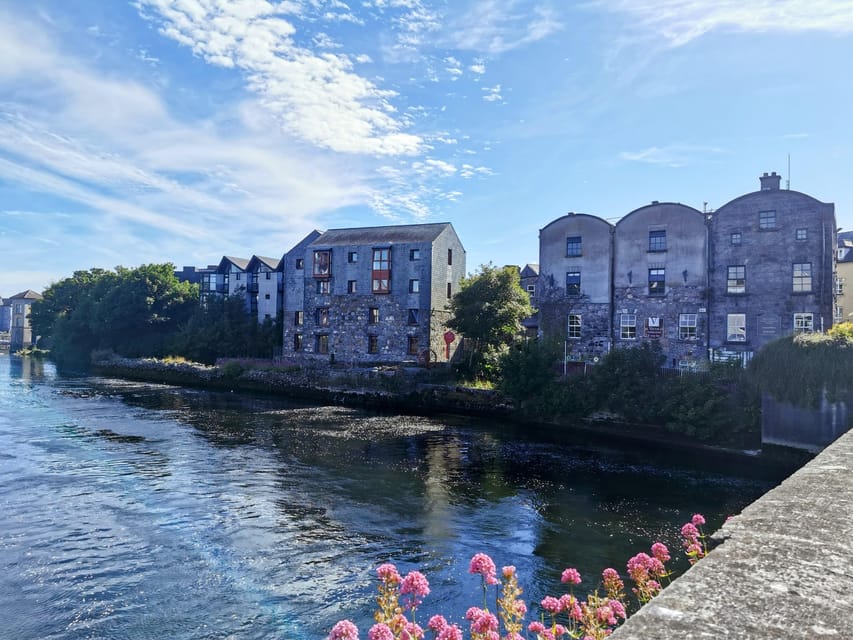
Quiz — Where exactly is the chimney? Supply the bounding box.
[759,171,781,191]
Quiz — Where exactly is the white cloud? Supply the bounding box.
[447,2,562,54]
[599,0,853,47]
[137,0,423,155]
[482,84,503,102]
[619,145,723,168]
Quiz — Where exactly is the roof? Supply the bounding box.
[10,289,42,301]
[247,255,281,271]
[217,256,249,272]
[520,263,539,278]
[309,222,454,247]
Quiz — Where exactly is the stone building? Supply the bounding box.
[281,230,323,353]
[281,222,465,365]
[613,202,708,368]
[538,213,614,361]
[708,172,836,361]
[537,172,836,367]
[9,289,42,350]
[0,296,10,333]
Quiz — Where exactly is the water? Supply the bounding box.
[0,355,775,639]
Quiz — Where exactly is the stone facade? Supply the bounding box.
[613,202,708,368]
[834,231,852,324]
[538,213,614,361]
[9,289,42,350]
[281,223,465,365]
[282,230,323,356]
[708,172,836,359]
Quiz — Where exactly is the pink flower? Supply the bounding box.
[405,622,424,640]
[691,513,706,527]
[559,594,582,621]
[502,565,516,579]
[528,622,546,634]
[680,523,699,542]
[377,563,401,584]
[602,568,624,595]
[650,542,670,563]
[470,611,498,634]
[596,605,616,626]
[560,568,582,585]
[553,624,569,637]
[368,624,394,640]
[609,599,626,620]
[465,607,485,621]
[540,596,561,614]
[400,570,430,609]
[469,553,499,585]
[329,620,359,640]
[427,615,448,633]
[437,625,463,640]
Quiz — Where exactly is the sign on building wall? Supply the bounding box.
[645,317,663,339]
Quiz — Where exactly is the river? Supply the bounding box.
[0,355,777,639]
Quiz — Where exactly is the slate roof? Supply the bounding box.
[10,290,42,301]
[247,255,281,271]
[520,263,540,278]
[218,256,250,272]
[309,223,453,247]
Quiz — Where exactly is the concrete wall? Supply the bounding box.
[611,426,853,639]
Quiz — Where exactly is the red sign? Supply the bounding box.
[443,331,456,359]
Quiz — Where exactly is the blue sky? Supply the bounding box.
[1,0,851,294]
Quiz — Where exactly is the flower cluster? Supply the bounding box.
[681,513,708,565]
[626,544,670,604]
[327,518,714,640]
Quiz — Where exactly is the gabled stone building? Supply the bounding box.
[281,222,465,365]
[9,289,42,350]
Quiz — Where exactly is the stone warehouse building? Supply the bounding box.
[537,173,836,367]
[281,222,466,365]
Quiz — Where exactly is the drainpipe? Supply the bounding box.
[609,225,616,349]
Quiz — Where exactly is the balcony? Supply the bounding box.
[247,282,259,293]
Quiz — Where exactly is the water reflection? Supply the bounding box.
[0,356,778,640]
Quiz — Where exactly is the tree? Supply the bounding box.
[447,264,534,380]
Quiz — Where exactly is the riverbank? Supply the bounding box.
[90,356,809,477]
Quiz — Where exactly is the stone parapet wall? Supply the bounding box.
[611,427,853,639]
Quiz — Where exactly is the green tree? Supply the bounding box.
[447,264,534,380]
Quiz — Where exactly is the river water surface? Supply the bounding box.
[0,355,776,639]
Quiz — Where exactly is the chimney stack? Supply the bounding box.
[759,171,781,191]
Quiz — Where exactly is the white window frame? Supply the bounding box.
[679,313,697,340]
[727,313,746,342]
[793,262,813,293]
[568,314,582,339]
[794,313,814,333]
[620,313,636,340]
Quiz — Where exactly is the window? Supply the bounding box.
[313,250,331,277]
[407,308,420,325]
[731,232,742,246]
[368,307,379,324]
[568,314,581,339]
[407,336,419,355]
[264,293,270,300]
[372,248,391,293]
[409,279,420,293]
[447,283,452,298]
[448,249,453,265]
[566,271,581,297]
[294,310,304,326]
[316,307,330,327]
[526,284,536,295]
[759,210,776,230]
[368,335,378,354]
[648,230,666,252]
[793,262,812,292]
[410,249,420,261]
[796,228,808,241]
[794,313,814,333]
[316,279,331,294]
[235,272,241,281]
[295,258,304,270]
[648,268,665,296]
[620,314,636,339]
[293,334,303,351]
[679,313,697,340]
[566,236,582,257]
[264,313,271,320]
[316,334,329,354]
[347,280,357,293]
[265,272,271,280]
[348,251,358,263]
[727,265,746,294]
[727,314,746,342]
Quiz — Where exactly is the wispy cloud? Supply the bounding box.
[619,145,723,168]
[599,0,853,47]
[447,2,562,54]
[482,84,503,102]
[137,0,422,155]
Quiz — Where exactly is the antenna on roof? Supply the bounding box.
[787,153,791,190]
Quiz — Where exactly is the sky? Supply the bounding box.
[1,0,852,295]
